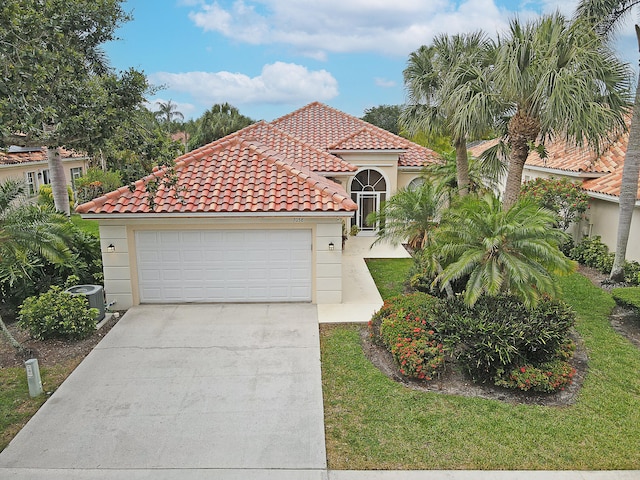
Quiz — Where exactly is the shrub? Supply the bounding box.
[520,177,589,231]
[569,236,640,285]
[369,292,444,381]
[407,251,468,298]
[38,184,74,208]
[494,360,576,393]
[430,294,576,384]
[19,286,98,340]
[74,167,123,203]
[369,292,437,345]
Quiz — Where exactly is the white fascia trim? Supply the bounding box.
[525,165,606,178]
[0,157,89,169]
[586,191,640,206]
[329,149,406,154]
[80,211,357,220]
[398,166,424,172]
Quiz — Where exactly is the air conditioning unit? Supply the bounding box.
[65,285,106,322]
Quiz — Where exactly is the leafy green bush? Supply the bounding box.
[18,286,98,340]
[611,287,640,313]
[407,251,468,298]
[520,177,589,231]
[569,236,640,284]
[38,184,74,208]
[494,360,576,393]
[430,294,576,384]
[74,167,123,203]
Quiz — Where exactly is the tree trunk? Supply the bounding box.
[610,34,640,282]
[0,313,23,352]
[47,146,70,216]
[454,140,470,196]
[503,112,540,209]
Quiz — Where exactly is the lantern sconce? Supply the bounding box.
[107,244,116,253]
[328,241,335,251]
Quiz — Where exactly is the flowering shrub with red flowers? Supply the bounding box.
[520,177,589,231]
[369,292,445,381]
[494,360,576,393]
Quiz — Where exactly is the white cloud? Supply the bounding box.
[149,62,338,106]
[188,0,513,58]
[375,77,396,88]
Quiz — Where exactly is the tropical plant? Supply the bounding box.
[0,180,74,350]
[402,32,496,196]
[0,0,149,215]
[520,177,590,231]
[74,167,123,203]
[431,193,576,307]
[421,150,490,201]
[188,103,254,149]
[492,13,631,209]
[577,1,640,282]
[366,182,446,251]
[154,100,184,130]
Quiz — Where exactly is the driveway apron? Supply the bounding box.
[0,304,326,475]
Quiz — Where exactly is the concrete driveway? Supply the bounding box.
[0,304,327,479]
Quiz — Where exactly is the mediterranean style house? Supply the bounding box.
[0,146,89,196]
[76,102,440,308]
[469,123,640,262]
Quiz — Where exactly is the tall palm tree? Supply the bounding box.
[495,13,631,208]
[366,183,446,251]
[432,193,575,307]
[0,180,73,350]
[577,1,640,281]
[401,32,495,197]
[154,100,184,127]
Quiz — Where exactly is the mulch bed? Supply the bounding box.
[359,264,640,406]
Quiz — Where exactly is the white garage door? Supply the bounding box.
[136,229,312,303]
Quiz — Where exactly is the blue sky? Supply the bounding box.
[104,0,639,122]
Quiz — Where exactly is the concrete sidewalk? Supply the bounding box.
[317,235,411,324]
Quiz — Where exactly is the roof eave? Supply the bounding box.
[525,165,608,178]
[79,210,357,220]
[585,191,640,206]
[329,149,406,155]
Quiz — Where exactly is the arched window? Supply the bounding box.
[350,169,387,232]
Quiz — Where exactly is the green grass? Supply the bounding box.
[365,258,414,300]
[70,214,99,237]
[611,287,640,313]
[321,271,640,470]
[0,360,79,452]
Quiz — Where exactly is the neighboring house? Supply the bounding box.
[469,125,640,262]
[76,102,440,309]
[0,146,89,196]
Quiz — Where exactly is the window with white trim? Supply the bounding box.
[70,167,83,186]
[25,171,36,196]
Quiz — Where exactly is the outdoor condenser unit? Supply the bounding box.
[65,285,106,322]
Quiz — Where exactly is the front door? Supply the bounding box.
[350,169,387,233]
[356,192,381,232]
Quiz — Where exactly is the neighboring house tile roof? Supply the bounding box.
[0,146,86,165]
[468,126,638,200]
[271,102,440,167]
[76,136,357,214]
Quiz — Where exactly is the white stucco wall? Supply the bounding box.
[96,215,350,309]
[587,198,640,263]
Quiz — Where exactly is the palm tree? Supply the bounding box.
[577,1,640,282]
[421,150,491,202]
[154,100,184,128]
[189,103,254,149]
[366,183,446,251]
[0,180,73,350]
[401,32,495,197]
[495,13,631,209]
[432,193,575,307]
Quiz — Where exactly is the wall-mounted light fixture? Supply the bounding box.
[328,241,335,251]
[107,244,116,253]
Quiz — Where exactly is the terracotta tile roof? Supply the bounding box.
[76,137,357,214]
[0,146,87,165]
[468,125,638,200]
[271,102,440,167]
[228,121,357,173]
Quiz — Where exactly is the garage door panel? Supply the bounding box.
[136,229,312,303]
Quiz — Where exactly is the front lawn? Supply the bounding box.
[321,271,640,470]
[70,213,99,237]
[365,258,413,299]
